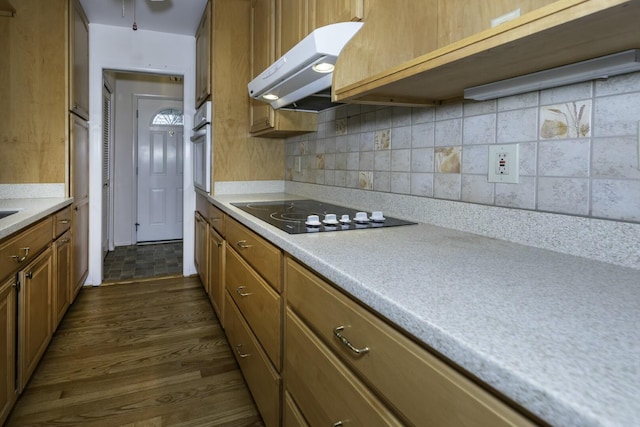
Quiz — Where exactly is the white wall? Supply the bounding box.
[88,24,196,285]
[112,74,183,246]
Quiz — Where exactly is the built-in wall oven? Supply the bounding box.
[191,101,211,193]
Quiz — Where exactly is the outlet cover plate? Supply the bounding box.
[488,144,519,183]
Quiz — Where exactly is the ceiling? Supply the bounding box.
[79,0,208,36]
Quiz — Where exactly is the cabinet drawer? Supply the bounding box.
[286,309,402,426]
[226,218,281,292]
[53,206,72,238]
[286,258,535,426]
[226,247,281,369]
[284,391,309,427]
[0,217,53,283]
[225,292,281,427]
[208,204,225,236]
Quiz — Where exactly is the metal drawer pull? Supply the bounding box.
[236,286,251,297]
[10,247,30,263]
[235,344,250,358]
[333,326,369,355]
[210,217,221,222]
[236,240,252,249]
[58,219,70,224]
[59,238,71,244]
[25,271,33,279]
[333,422,343,427]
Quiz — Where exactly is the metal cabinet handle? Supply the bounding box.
[332,422,344,427]
[236,286,251,297]
[333,326,369,356]
[10,247,30,263]
[216,242,223,248]
[235,344,250,358]
[59,219,70,224]
[59,238,71,244]
[236,240,252,249]
[25,271,33,279]
[210,217,221,222]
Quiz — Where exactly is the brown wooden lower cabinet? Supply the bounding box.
[224,292,281,427]
[0,276,17,426]
[283,391,309,427]
[207,226,224,323]
[53,229,71,329]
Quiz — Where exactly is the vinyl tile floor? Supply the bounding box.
[103,241,183,283]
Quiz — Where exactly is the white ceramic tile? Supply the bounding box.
[392,107,412,127]
[391,172,411,194]
[463,114,497,145]
[462,145,489,174]
[376,108,392,129]
[391,125,412,149]
[461,174,494,204]
[324,170,335,186]
[373,171,391,192]
[348,114,361,134]
[463,99,497,116]
[497,92,538,111]
[538,177,589,215]
[592,136,640,179]
[495,177,536,209]
[361,111,376,132]
[336,135,348,153]
[411,148,434,173]
[347,104,362,117]
[595,71,640,97]
[347,134,360,152]
[334,170,347,187]
[359,151,374,171]
[359,131,375,152]
[324,153,336,170]
[374,150,391,171]
[412,107,435,124]
[519,142,537,176]
[391,149,411,172]
[538,139,590,177]
[324,137,336,154]
[497,108,538,143]
[592,179,640,221]
[411,122,436,148]
[435,103,463,120]
[315,139,326,154]
[347,152,359,171]
[410,173,434,197]
[593,93,640,137]
[540,81,592,105]
[346,171,359,188]
[315,170,326,185]
[434,173,461,200]
[335,153,348,170]
[435,118,463,146]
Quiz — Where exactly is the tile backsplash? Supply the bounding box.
[285,72,640,223]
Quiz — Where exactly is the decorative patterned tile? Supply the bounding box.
[540,101,591,139]
[434,146,461,173]
[336,118,348,135]
[374,129,391,150]
[359,171,373,190]
[316,154,325,170]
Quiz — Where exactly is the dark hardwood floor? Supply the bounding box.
[6,277,264,426]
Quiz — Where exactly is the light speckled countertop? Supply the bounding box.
[209,192,640,427]
[0,198,73,240]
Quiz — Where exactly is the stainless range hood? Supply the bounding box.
[248,22,363,111]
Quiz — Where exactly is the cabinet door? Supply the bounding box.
[0,277,16,426]
[437,0,557,47]
[195,1,211,107]
[208,227,224,322]
[70,114,89,201]
[53,230,71,329]
[70,0,89,119]
[311,0,364,28]
[18,247,53,393]
[277,0,310,57]
[194,212,209,289]
[250,0,276,133]
[71,200,88,302]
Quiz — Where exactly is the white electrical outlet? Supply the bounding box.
[488,144,519,183]
[491,8,521,27]
[295,156,302,173]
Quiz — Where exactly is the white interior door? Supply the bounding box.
[136,98,184,243]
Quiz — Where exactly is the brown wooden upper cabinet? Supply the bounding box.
[310,0,364,28]
[195,1,211,108]
[69,0,89,119]
[250,0,276,135]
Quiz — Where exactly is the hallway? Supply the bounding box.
[102,241,183,283]
[6,277,263,426]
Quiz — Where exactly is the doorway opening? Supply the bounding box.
[101,71,185,283]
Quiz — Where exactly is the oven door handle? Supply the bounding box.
[190,128,208,142]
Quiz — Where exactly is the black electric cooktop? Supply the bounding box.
[232,199,416,234]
